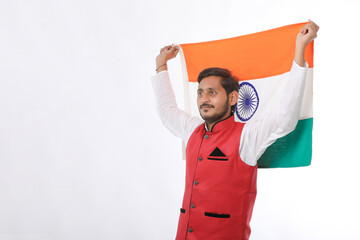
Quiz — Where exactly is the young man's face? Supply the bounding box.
[197,76,231,125]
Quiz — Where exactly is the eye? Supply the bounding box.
[209,90,215,95]
[197,91,203,96]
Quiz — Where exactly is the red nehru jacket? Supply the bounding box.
[176,115,258,240]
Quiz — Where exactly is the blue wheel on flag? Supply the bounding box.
[236,82,259,122]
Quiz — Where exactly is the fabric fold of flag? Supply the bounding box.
[179,22,314,168]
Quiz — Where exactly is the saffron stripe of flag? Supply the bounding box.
[179,22,314,168]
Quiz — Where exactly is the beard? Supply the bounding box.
[199,97,230,125]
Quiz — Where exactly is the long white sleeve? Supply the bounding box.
[150,70,204,145]
[239,59,309,166]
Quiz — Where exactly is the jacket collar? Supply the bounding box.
[204,114,235,133]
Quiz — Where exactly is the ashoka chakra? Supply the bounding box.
[235,82,259,122]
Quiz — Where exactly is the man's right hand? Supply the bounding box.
[156,44,180,73]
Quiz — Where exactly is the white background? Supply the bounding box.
[1,0,359,239]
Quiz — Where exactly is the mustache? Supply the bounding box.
[200,104,214,108]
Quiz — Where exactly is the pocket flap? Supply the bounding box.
[204,211,230,218]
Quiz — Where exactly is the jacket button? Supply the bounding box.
[189,228,193,233]
[191,204,195,208]
[194,181,199,185]
[198,157,202,161]
[204,135,209,139]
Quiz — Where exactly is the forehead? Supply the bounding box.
[198,76,224,90]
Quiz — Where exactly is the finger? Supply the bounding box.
[166,45,178,53]
[161,45,173,53]
[172,45,180,52]
[306,20,319,33]
[302,22,315,33]
[172,43,181,48]
[169,47,179,57]
[310,20,319,30]
[301,26,308,34]
[161,45,172,52]
[309,21,319,30]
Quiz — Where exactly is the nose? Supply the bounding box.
[201,92,210,102]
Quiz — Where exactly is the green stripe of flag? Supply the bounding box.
[258,118,313,168]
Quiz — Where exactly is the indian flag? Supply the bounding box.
[178,22,314,168]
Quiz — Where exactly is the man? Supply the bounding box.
[151,20,319,240]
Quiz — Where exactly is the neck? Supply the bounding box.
[206,112,232,131]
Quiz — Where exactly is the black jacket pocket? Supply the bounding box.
[204,211,230,218]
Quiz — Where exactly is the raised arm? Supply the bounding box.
[272,20,319,134]
[151,45,203,144]
[239,20,320,166]
[294,19,319,67]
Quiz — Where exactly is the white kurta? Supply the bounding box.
[151,59,309,166]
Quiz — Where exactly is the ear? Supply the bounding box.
[229,90,238,107]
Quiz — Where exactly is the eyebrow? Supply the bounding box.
[197,87,216,92]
